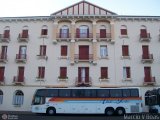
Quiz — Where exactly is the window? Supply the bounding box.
[39,45,46,56]
[97,89,110,98]
[100,25,106,38]
[21,26,29,38]
[120,25,127,35]
[130,89,139,97]
[0,67,5,82]
[61,46,67,56]
[76,25,89,38]
[122,45,129,56]
[1,46,7,59]
[41,25,48,36]
[17,46,27,59]
[38,67,45,78]
[84,89,96,98]
[59,89,71,97]
[122,89,130,97]
[3,26,10,38]
[60,26,69,38]
[100,46,108,58]
[60,67,67,78]
[13,90,24,106]
[71,89,84,97]
[47,89,58,97]
[100,67,108,79]
[140,25,147,38]
[123,67,131,79]
[110,89,122,97]
[0,90,3,104]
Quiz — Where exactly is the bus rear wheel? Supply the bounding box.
[116,107,125,116]
[46,107,56,116]
[105,107,114,116]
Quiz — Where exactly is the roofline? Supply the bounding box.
[51,0,117,16]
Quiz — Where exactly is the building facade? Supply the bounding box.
[0,0,160,111]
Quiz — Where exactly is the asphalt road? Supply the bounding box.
[0,111,160,120]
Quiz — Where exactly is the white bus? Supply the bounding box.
[31,87,142,115]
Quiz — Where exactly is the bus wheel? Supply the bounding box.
[116,107,125,116]
[105,107,114,116]
[46,107,56,116]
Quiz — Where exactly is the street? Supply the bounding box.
[0,111,160,120]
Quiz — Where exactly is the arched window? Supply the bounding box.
[100,25,106,38]
[0,90,3,104]
[120,25,127,35]
[13,90,24,106]
[3,26,10,38]
[60,25,69,38]
[21,26,29,38]
[76,25,89,38]
[41,25,48,36]
[140,25,148,38]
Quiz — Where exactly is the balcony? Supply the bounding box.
[99,77,109,82]
[13,76,25,85]
[15,54,27,63]
[17,33,29,42]
[75,33,93,41]
[56,33,71,41]
[0,76,5,85]
[143,77,156,85]
[141,54,154,63]
[96,33,112,41]
[75,77,92,87]
[74,54,93,63]
[0,34,10,42]
[37,55,48,60]
[0,54,8,63]
[139,33,151,42]
[58,76,68,82]
[36,76,45,81]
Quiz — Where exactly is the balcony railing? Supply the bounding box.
[0,34,10,42]
[75,33,93,40]
[37,54,48,60]
[56,33,71,41]
[13,76,25,85]
[58,76,68,81]
[15,54,27,63]
[17,33,29,42]
[144,76,156,85]
[139,33,151,42]
[0,76,5,85]
[0,54,8,63]
[141,54,154,63]
[74,54,93,62]
[96,33,111,40]
[75,77,92,87]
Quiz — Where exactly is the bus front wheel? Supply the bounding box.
[105,107,114,116]
[46,107,56,115]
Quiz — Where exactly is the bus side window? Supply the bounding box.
[130,89,139,97]
[110,89,122,98]
[123,89,130,97]
[47,89,58,97]
[59,89,71,97]
[97,89,109,98]
[71,89,80,97]
[84,89,96,98]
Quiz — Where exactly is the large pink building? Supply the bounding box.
[0,0,160,111]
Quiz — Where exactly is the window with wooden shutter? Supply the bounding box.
[4,30,10,38]
[101,67,108,79]
[122,45,129,56]
[123,67,131,79]
[40,45,46,56]
[60,67,67,78]
[121,29,127,35]
[0,67,5,82]
[22,29,28,38]
[41,29,48,35]
[61,46,67,56]
[38,67,45,78]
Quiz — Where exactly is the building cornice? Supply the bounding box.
[0,15,160,22]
